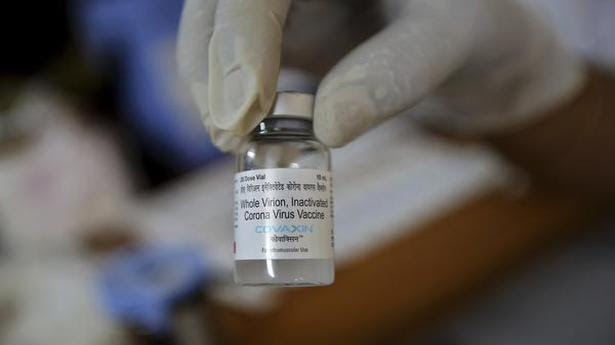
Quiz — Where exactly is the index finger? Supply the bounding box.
[208,0,292,135]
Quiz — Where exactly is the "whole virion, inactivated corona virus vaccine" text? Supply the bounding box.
[234,92,334,286]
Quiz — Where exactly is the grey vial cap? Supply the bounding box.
[269,91,315,120]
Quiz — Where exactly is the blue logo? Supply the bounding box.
[255,225,314,233]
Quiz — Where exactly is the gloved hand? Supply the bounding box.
[177,0,585,152]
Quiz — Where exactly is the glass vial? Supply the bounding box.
[234,92,334,286]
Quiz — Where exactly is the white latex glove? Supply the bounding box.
[178,0,584,152]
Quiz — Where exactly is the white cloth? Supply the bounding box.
[526,0,615,70]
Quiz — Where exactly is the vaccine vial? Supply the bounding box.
[234,92,334,286]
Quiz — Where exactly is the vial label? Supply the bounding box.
[234,168,334,260]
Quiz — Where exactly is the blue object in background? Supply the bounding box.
[99,247,208,334]
[73,0,223,172]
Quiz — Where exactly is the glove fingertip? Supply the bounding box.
[314,86,377,148]
[209,127,245,153]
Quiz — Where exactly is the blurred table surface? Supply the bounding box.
[138,119,607,344]
[207,186,603,345]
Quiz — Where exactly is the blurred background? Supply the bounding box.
[1,0,614,344]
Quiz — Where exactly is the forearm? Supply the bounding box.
[487,66,615,201]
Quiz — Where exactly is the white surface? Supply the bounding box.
[0,260,126,345]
